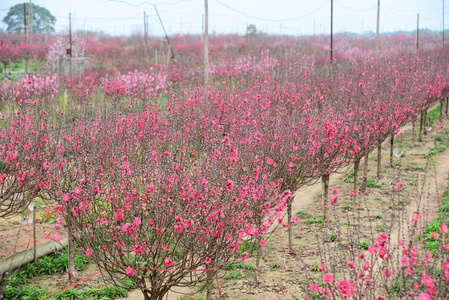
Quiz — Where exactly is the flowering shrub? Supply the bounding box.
[47,33,86,71]
[299,186,449,300]
[100,69,169,100]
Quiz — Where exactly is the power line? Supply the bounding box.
[334,1,376,12]
[380,10,415,23]
[103,0,192,7]
[215,0,328,22]
[55,13,144,22]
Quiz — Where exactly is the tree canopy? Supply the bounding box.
[2,3,56,34]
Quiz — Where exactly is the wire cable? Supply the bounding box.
[215,0,328,22]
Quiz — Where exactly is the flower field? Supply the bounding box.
[0,31,449,300]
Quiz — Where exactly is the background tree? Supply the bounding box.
[247,24,258,36]
[2,3,56,34]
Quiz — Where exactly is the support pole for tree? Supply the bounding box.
[204,0,209,83]
[376,0,380,59]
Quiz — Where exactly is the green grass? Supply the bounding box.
[359,241,371,250]
[235,240,258,257]
[377,224,387,232]
[311,262,320,272]
[2,247,133,300]
[200,281,217,291]
[415,165,425,170]
[367,178,381,188]
[297,210,312,219]
[271,261,281,269]
[424,190,449,255]
[324,232,337,243]
[423,150,438,159]
[224,262,255,271]
[344,171,355,183]
[305,217,324,225]
[409,180,417,186]
[225,271,243,279]
[427,105,441,128]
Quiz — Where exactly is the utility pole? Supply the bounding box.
[376,0,380,59]
[143,11,148,59]
[417,13,419,50]
[444,0,445,46]
[143,11,148,44]
[204,0,209,83]
[330,0,333,63]
[201,14,204,41]
[314,17,315,35]
[29,0,33,36]
[24,3,28,73]
[24,3,27,43]
[69,13,72,77]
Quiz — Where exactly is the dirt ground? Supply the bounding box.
[1,115,449,300]
[0,214,66,261]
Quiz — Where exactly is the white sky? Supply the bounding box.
[0,0,446,36]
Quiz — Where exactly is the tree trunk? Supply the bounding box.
[206,269,214,300]
[287,196,293,250]
[353,158,360,201]
[322,174,330,221]
[361,153,369,194]
[390,133,394,168]
[446,97,449,116]
[419,112,424,140]
[377,142,382,180]
[423,111,428,136]
[67,224,75,282]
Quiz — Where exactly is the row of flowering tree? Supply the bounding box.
[1,43,449,299]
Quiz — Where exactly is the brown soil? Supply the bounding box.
[0,214,67,261]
